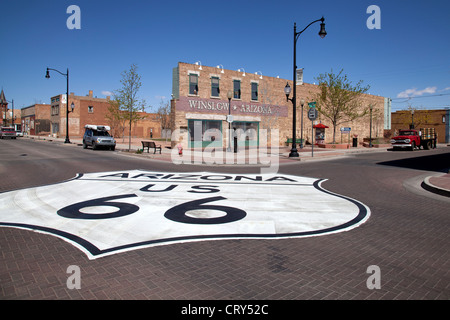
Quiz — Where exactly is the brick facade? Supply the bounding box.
[390,109,450,143]
[21,104,51,135]
[171,62,386,148]
[47,90,163,139]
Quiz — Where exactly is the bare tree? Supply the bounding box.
[157,99,173,141]
[105,99,126,140]
[113,64,147,150]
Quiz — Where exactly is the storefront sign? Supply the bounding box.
[0,170,370,259]
[177,96,288,117]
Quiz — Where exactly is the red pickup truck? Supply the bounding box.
[391,128,437,151]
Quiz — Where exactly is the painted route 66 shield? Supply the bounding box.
[0,170,370,259]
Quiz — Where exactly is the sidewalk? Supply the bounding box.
[27,135,390,163]
[25,135,450,197]
[422,172,450,198]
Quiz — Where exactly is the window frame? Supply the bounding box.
[251,82,258,101]
[211,76,220,97]
[189,73,199,95]
[233,80,241,99]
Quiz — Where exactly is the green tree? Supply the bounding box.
[113,64,147,150]
[311,69,370,143]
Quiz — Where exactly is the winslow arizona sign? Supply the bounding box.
[0,170,370,259]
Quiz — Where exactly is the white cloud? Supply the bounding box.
[102,90,113,96]
[397,86,437,98]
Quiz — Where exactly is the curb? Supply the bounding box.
[421,175,450,198]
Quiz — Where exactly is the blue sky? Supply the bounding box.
[1,0,449,112]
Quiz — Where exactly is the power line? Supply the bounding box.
[391,93,450,101]
[392,105,450,111]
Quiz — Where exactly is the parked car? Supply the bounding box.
[16,130,23,137]
[0,127,17,139]
[82,125,116,150]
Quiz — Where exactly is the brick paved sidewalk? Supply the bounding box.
[422,172,450,197]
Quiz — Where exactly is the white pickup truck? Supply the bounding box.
[0,127,17,139]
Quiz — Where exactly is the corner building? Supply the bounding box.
[171,62,387,149]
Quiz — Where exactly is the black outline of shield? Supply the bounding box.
[0,174,369,259]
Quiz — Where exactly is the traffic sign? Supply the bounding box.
[308,101,316,108]
[308,108,318,120]
[340,127,351,132]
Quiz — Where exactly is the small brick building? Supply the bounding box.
[47,90,163,139]
[390,109,450,143]
[21,104,51,135]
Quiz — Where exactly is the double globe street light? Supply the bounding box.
[284,17,327,157]
[45,67,75,143]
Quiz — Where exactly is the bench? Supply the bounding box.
[285,138,304,146]
[141,141,161,154]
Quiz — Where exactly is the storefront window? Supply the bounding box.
[233,121,259,147]
[188,120,222,148]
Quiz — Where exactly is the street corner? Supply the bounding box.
[421,172,450,198]
[0,170,370,259]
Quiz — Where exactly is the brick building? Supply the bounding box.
[49,90,112,138]
[170,62,388,149]
[21,104,51,135]
[48,90,163,139]
[390,108,450,143]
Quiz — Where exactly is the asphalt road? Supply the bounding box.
[1,138,449,302]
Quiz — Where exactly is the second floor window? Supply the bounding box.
[189,74,198,95]
[51,105,59,116]
[233,80,241,99]
[251,82,258,101]
[211,77,220,97]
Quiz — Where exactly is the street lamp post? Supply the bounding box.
[411,109,415,129]
[227,90,233,152]
[285,17,327,157]
[45,67,74,143]
[369,104,373,148]
[300,98,305,148]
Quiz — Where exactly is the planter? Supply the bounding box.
[318,143,350,149]
[362,142,391,148]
